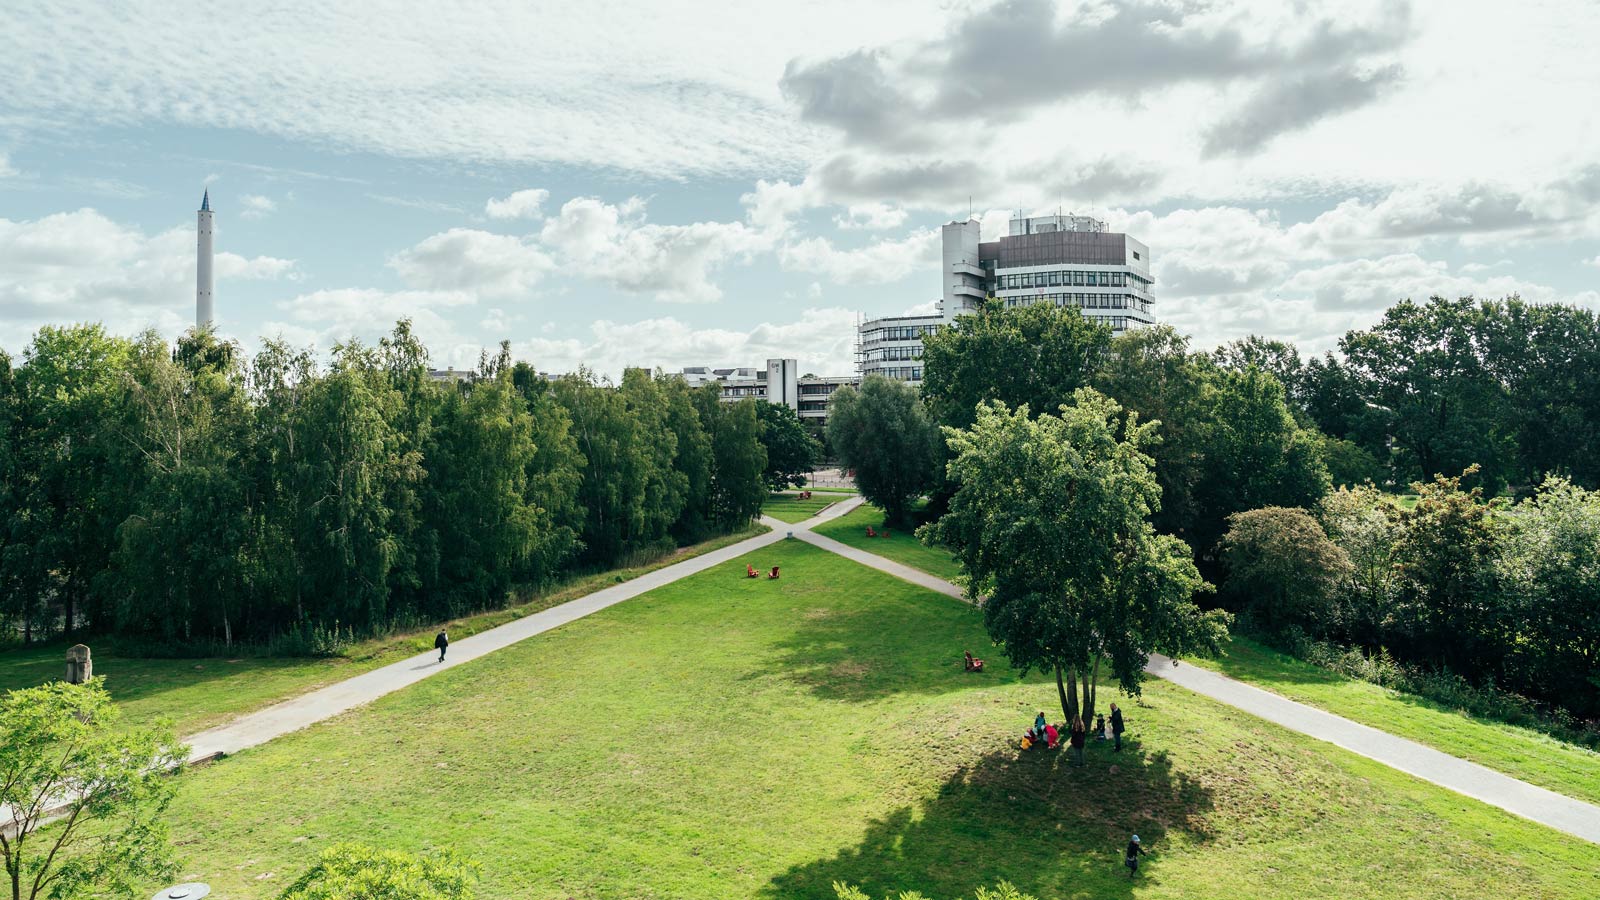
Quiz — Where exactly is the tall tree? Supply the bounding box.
[920,299,1111,432]
[1315,485,1401,647]
[827,376,941,526]
[925,391,1226,724]
[654,373,714,542]
[1340,297,1515,489]
[755,401,821,490]
[695,390,768,530]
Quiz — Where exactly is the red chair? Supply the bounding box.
[880,528,891,538]
[964,651,985,673]
[746,564,759,579]
[865,526,877,538]
[768,566,781,580]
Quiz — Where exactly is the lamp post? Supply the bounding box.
[152,884,211,900]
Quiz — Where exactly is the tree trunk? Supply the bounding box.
[1055,664,1078,723]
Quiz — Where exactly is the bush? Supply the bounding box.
[278,843,478,900]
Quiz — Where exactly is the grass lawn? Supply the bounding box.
[0,524,768,737]
[148,541,1598,899]
[763,492,839,523]
[812,501,964,582]
[1186,634,1600,807]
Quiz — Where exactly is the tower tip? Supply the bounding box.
[201,189,210,212]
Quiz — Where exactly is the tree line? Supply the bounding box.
[0,321,777,648]
[826,296,1600,728]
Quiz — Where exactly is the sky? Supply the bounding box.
[2,0,1598,378]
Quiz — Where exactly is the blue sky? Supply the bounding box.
[3,0,1598,377]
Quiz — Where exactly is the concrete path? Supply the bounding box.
[786,513,1600,846]
[184,525,787,760]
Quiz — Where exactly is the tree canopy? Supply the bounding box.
[827,376,941,526]
[924,390,1227,724]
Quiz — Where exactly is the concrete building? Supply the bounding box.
[858,212,1155,380]
[196,190,214,330]
[678,360,858,424]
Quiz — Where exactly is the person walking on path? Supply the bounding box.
[435,629,449,663]
[1069,716,1087,766]
[1110,703,1125,752]
[1124,834,1145,876]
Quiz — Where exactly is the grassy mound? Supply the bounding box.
[145,542,1598,899]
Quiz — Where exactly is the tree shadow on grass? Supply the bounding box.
[746,590,1039,703]
[762,739,1215,900]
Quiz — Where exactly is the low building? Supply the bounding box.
[676,359,858,424]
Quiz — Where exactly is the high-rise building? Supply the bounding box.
[858,212,1154,380]
[678,360,858,425]
[196,190,214,330]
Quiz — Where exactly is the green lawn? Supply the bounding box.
[0,525,768,737]
[812,502,964,582]
[1186,634,1600,807]
[145,541,1598,899]
[763,492,840,523]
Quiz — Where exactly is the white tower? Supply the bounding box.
[196,190,214,330]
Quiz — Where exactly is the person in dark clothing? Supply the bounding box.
[1125,834,1144,876]
[1110,703,1125,752]
[1069,716,1087,766]
[435,630,449,663]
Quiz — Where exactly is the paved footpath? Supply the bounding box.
[785,506,1600,846]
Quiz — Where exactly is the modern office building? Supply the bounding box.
[679,360,857,424]
[858,212,1155,381]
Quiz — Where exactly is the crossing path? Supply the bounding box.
[787,504,1600,846]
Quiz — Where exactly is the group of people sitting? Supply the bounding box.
[1020,705,1127,762]
[863,525,892,538]
[746,564,781,579]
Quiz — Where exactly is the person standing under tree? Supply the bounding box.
[1069,715,1087,766]
[435,629,449,663]
[1110,703,1125,752]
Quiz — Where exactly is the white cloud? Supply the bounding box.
[516,307,861,379]
[0,153,18,179]
[0,208,294,347]
[538,196,768,303]
[778,228,939,284]
[834,202,908,230]
[239,194,277,219]
[1586,255,1600,268]
[485,188,550,220]
[389,228,553,298]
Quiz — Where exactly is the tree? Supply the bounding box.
[278,843,478,900]
[654,373,714,542]
[1187,366,1331,556]
[1093,326,1212,540]
[1,679,185,900]
[1219,507,1352,636]
[1315,486,1401,647]
[1341,297,1515,489]
[1391,467,1507,676]
[694,390,767,530]
[755,401,821,490]
[827,377,941,526]
[1212,336,1305,417]
[1499,477,1600,718]
[924,391,1226,725]
[920,299,1112,432]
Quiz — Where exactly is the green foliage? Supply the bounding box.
[920,299,1111,432]
[0,678,185,900]
[695,391,768,530]
[0,321,764,650]
[277,843,478,900]
[756,401,821,490]
[925,390,1226,722]
[1315,486,1401,646]
[1219,507,1351,636]
[1316,434,1386,488]
[827,376,940,527]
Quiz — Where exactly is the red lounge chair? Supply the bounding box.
[880,528,891,538]
[964,652,984,672]
[768,565,781,580]
[865,526,877,538]
[746,564,759,579]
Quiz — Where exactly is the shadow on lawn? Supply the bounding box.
[749,590,1021,703]
[762,739,1214,900]
[0,640,327,707]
